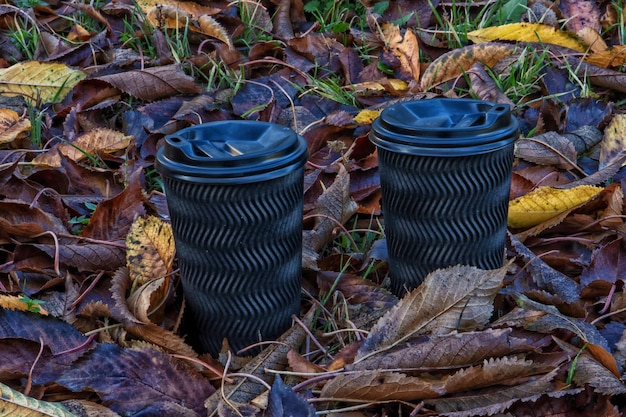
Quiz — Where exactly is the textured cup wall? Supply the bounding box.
[163,168,304,355]
[378,145,514,295]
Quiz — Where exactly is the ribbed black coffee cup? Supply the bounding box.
[156,121,308,355]
[370,99,518,295]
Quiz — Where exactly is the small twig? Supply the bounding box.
[592,304,626,325]
[53,333,96,356]
[293,313,330,359]
[32,231,61,277]
[170,354,231,382]
[70,270,106,309]
[225,373,271,390]
[29,187,61,209]
[221,351,244,417]
[303,213,361,253]
[56,234,126,248]
[25,337,45,396]
[507,250,560,284]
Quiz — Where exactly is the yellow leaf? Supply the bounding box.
[350,79,408,95]
[585,45,626,68]
[0,295,48,316]
[354,109,381,125]
[31,128,133,167]
[126,215,175,287]
[508,186,602,228]
[468,23,588,52]
[0,61,85,104]
[0,108,30,146]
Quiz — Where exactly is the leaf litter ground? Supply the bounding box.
[2,0,626,416]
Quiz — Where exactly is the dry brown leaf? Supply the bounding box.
[561,0,602,34]
[420,43,515,90]
[0,61,85,104]
[287,349,325,374]
[352,328,537,371]
[93,64,201,101]
[126,276,169,324]
[577,27,607,53]
[355,263,509,361]
[426,369,564,417]
[31,128,133,168]
[126,323,197,358]
[204,307,315,414]
[196,15,233,48]
[600,114,626,169]
[0,108,30,146]
[442,357,554,394]
[514,132,578,169]
[302,163,359,268]
[381,24,420,81]
[320,369,443,402]
[585,45,626,67]
[137,0,220,20]
[467,63,514,106]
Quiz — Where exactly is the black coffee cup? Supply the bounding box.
[370,99,518,295]
[156,121,308,355]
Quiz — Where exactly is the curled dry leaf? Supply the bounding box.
[197,15,233,48]
[381,24,420,81]
[356,263,509,361]
[31,128,133,168]
[420,43,515,90]
[0,108,30,146]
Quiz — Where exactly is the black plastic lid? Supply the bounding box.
[156,121,309,184]
[370,99,519,157]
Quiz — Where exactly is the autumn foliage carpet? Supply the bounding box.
[2,0,626,416]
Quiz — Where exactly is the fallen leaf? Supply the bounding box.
[0,61,86,104]
[0,108,30,146]
[600,113,626,169]
[420,43,515,90]
[0,381,77,417]
[381,23,420,81]
[93,64,201,101]
[356,263,509,361]
[320,369,443,401]
[126,216,174,286]
[507,185,603,228]
[468,23,588,52]
[32,128,133,168]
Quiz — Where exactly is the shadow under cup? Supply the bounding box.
[369,99,519,296]
[156,121,308,356]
